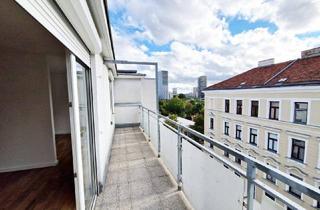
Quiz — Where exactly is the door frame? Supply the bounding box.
[66,51,85,210]
[77,57,99,209]
[66,52,99,210]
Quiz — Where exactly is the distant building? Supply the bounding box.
[198,76,207,99]
[158,71,168,99]
[193,87,198,98]
[204,47,320,210]
[172,88,178,96]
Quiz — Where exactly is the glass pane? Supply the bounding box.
[77,63,95,209]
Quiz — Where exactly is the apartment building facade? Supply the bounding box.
[204,49,320,210]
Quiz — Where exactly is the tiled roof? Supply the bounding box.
[206,55,320,90]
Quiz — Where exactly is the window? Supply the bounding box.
[291,139,305,163]
[288,174,302,199]
[269,101,279,120]
[235,125,242,140]
[224,122,229,135]
[265,192,275,201]
[209,118,214,130]
[251,100,259,117]
[249,128,258,145]
[267,133,278,153]
[294,102,308,124]
[236,100,242,115]
[225,99,230,113]
[235,157,241,165]
[224,150,229,158]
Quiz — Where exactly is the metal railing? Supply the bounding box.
[140,105,320,210]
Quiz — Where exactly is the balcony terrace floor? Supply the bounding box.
[95,127,190,210]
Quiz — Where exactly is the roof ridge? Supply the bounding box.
[263,59,298,85]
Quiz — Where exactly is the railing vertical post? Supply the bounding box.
[157,115,161,158]
[140,106,144,130]
[246,162,256,210]
[177,125,182,191]
[147,109,150,141]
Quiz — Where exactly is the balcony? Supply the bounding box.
[96,104,320,210]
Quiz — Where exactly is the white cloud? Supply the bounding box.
[109,0,320,93]
[274,0,320,33]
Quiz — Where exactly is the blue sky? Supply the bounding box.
[227,17,278,35]
[109,0,320,93]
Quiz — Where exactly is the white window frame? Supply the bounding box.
[290,100,310,125]
[248,127,259,146]
[209,117,214,130]
[224,98,231,113]
[266,99,282,121]
[287,136,308,165]
[235,98,243,115]
[265,131,280,154]
[223,120,230,136]
[235,124,242,140]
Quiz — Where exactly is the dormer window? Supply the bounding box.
[278,78,287,82]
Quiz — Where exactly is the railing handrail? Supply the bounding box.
[140,105,320,209]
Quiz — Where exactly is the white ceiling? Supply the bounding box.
[0,0,65,55]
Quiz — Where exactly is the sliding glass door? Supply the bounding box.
[76,61,97,209]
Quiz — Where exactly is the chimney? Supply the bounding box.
[301,47,320,58]
[258,58,274,67]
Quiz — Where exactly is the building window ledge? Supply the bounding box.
[248,142,258,147]
[263,149,280,157]
[285,157,307,168]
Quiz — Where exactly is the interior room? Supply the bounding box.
[0,0,75,209]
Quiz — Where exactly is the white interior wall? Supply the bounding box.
[90,54,115,185]
[50,72,70,134]
[0,51,57,172]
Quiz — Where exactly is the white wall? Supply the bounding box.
[141,78,157,112]
[114,76,157,126]
[50,72,70,134]
[114,77,142,104]
[182,140,244,210]
[90,54,114,186]
[114,76,142,126]
[0,51,57,172]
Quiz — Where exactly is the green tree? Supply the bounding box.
[165,97,186,117]
[165,114,178,129]
[185,101,193,120]
[192,100,203,114]
[159,99,169,116]
[190,107,204,134]
[177,93,186,99]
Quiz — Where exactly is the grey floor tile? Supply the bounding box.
[95,127,189,210]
